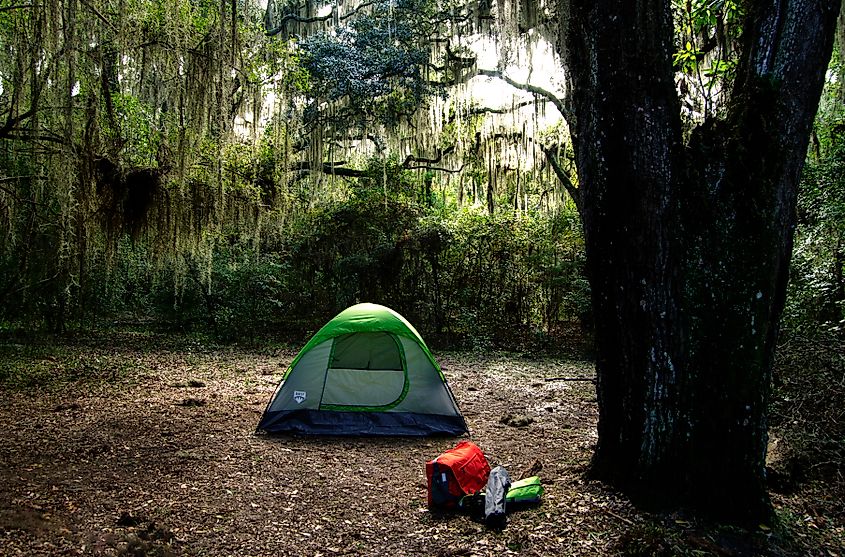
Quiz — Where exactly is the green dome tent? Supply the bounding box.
[257,303,468,436]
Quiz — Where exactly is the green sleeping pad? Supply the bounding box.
[506,476,543,504]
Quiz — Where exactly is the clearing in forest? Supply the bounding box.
[0,334,839,556]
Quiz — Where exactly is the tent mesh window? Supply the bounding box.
[321,332,408,409]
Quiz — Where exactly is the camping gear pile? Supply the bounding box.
[255,303,540,528]
[425,441,543,528]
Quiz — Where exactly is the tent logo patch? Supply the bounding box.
[293,390,307,404]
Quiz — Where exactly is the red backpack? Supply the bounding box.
[426,441,491,510]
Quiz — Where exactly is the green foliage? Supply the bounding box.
[195,250,290,341]
[787,139,845,333]
[72,175,586,346]
[282,190,422,317]
[785,47,845,335]
[274,183,588,346]
[0,0,590,350]
[673,0,743,116]
[770,48,845,510]
[109,94,159,166]
[672,0,742,72]
[297,0,442,129]
[355,155,419,201]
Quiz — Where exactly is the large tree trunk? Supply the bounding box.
[563,0,840,522]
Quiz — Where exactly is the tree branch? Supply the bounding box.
[477,68,572,122]
[291,146,463,176]
[445,40,477,68]
[292,161,367,177]
[401,146,454,167]
[2,131,70,146]
[539,144,581,212]
[0,107,37,139]
[406,163,466,173]
[79,0,116,31]
[460,99,536,119]
[265,0,379,36]
[0,4,32,12]
[0,45,66,138]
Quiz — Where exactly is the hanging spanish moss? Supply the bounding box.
[0,0,582,332]
[259,0,571,214]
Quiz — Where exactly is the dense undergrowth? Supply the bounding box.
[769,328,844,503]
[1,188,589,349]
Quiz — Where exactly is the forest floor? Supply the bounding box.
[0,332,841,557]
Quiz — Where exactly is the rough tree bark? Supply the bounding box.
[562,0,840,522]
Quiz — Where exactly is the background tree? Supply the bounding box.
[562,0,841,522]
[0,0,585,338]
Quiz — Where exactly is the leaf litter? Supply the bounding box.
[0,334,840,556]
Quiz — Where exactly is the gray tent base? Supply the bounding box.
[258,409,467,436]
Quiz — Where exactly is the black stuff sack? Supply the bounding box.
[484,465,512,529]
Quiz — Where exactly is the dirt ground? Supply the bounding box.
[0,333,841,556]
